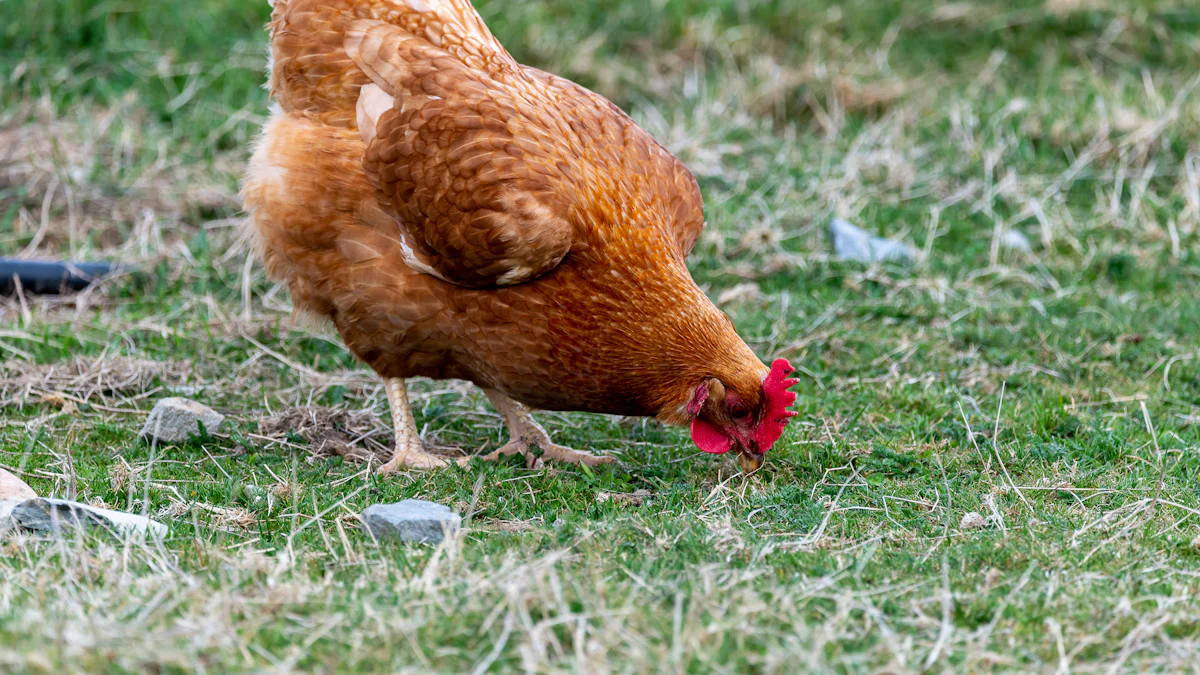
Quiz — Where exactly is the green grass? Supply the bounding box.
[3,0,1200,671]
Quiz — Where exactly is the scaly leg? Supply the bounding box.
[377,378,469,474]
[481,389,615,467]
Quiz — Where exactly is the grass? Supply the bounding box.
[3,0,1200,671]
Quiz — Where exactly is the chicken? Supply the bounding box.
[242,0,798,473]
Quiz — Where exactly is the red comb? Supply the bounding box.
[751,358,799,451]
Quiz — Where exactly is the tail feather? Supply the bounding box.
[267,0,512,128]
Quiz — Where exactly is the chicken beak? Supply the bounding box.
[737,449,764,473]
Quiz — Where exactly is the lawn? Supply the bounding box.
[3,0,1200,671]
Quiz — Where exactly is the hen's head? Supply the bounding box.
[686,358,798,472]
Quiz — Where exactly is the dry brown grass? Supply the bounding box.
[0,105,240,261]
[0,356,186,409]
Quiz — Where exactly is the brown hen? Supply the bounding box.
[242,0,797,473]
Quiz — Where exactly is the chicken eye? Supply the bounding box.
[729,403,750,419]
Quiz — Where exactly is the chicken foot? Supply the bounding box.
[377,378,470,473]
[481,389,615,467]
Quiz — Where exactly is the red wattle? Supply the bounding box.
[691,417,734,454]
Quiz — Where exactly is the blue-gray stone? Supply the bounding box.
[830,218,915,264]
[363,499,461,544]
[1000,229,1032,253]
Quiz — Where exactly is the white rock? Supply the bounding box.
[363,499,461,544]
[0,500,19,535]
[140,397,225,443]
[0,468,36,501]
[830,218,915,264]
[999,229,1032,253]
[10,498,168,538]
[960,511,989,530]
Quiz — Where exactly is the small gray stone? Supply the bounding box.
[363,499,461,544]
[830,218,915,264]
[999,229,1032,253]
[11,498,168,538]
[960,511,989,530]
[140,397,225,444]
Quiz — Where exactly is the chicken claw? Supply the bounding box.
[482,389,615,467]
[377,449,469,474]
[377,378,470,473]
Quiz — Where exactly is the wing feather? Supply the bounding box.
[345,19,575,287]
[270,0,707,288]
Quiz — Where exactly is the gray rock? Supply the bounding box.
[999,229,1032,253]
[960,511,989,530]
[830,218,915,264]
[363,499,461,544]
[140,397,225,444]
[11,498,168,538]
[0,468,36,501]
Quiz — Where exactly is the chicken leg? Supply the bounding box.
[377,378,469,474]
[481,389,615,467]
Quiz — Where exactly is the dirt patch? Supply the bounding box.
[478,519,544,533]
[257,407,392,463]
[158,500,257,530]
[595,490,653,507]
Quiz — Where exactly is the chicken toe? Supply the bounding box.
[482,389,615,467]
[377,378,469,473]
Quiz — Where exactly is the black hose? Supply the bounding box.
[0,258,128,295]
